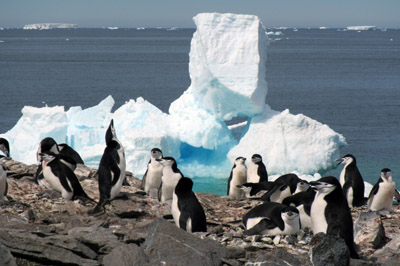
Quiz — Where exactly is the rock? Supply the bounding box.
[144,218,227,266]
[354,211,388,255]
[0,243,17,266]
[245,248,308,266]
[102,244,148,266]
[309,233,350,266]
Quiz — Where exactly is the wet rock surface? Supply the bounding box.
[0,159,399,265]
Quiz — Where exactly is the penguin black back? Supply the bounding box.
[174,177,207,232]
[339,154,365,207]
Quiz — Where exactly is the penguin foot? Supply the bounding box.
[87,199,109,215]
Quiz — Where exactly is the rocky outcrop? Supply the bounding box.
[0,159,399,265]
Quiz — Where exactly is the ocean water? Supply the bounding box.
[0,28,399,195]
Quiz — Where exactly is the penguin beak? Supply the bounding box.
[309,181,320,190]
[336,158,344,165]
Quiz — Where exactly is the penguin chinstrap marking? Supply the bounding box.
[89,119,126,214]
[171,177,207,233]
[0,138,10,158]
[368,168,396,212]
[337,154,366,207]
[243,202,300,236]
[157,157,183,204]
[260,173,303,203]
[247,154,268,183]
[227,157,247,200]
[35,137,83,187]
[310,176,359,259]
[0,162,8,202]
[141,148,163,198]
[40,151,92,202]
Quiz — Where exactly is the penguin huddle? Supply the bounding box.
[232,153,398,260]
[140,151,207,233]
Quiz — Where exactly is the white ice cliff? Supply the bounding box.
[1,13,346,180]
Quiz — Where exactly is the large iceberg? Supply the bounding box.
[1,12,346,180]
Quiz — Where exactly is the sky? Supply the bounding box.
[1,0,399,29]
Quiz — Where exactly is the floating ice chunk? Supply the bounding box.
[227,105,347,175]
[169,88,236,150]
[23,23,77,30]
[67,96,114,149]
[0,106,67,164]
[347,26,376,31]
[188,13,268,120]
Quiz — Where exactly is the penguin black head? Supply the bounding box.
[337,154,356,166]
[175,177,193,194]
[234,157,246,166]
[39,151,57,163]
[0,138,10,157]
[151,148,163,159]
[251,154,262,164]
[296,180,310,192]
[310,176,340,195]
[105,119,118,146]
[37,137,59,162]
[381,168,392,180]
[157,156,177,167]
[281,205,300,221]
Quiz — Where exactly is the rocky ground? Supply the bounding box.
[0,159,399,266]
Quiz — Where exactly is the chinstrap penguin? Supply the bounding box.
[227,157,247,199]
[39,151,92,202]
[243,202,300,236]
[141,148,163,198]
[35,137,84,187]
[260,173,303,203]
[367,168,396,212]
[89,119,126,214]
[282,187,315,229]
[337,154,366,207]
[171,177,207,232]
[238,181,268,198]
[247,154,268,183]
[310,176,359,259]
[157,156,183,204]
[0,138,10,158]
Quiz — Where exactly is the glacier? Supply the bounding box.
[1,12,346,182]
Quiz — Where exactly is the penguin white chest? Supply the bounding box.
[110,148,126,200]
[247,163,259,183]
[145,161,163,192]
[270,186,291,203]
[171,192,181,227]
[311,193,328,234]
[229,166,247,198]
[369,182,395,211]
[161,170,181,202]
[43,166,73,200]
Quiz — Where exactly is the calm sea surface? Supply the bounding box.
[0,28,399,195]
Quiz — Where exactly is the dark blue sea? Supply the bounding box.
[0,28,399,195]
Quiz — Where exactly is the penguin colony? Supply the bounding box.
[1,132,399,258]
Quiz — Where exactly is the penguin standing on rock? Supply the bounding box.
[368,168,396,212]
[141,148,163,198]
[171,177,207,232]
[157,157,183,204]
[310,176,359,259]
[337,154,366,207]
[282,187,315,230]
[89,119,126,214]
[0,162,8,203]
[243,202,300,236]
[227,157,247,199]
[247,154,268,183]
[40,151,92,202]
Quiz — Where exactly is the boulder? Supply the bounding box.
[102,244,148,266]
[0,244,17,266]
[144,218,227,266]
[309,233,350,266]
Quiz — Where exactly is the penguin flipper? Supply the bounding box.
[141,169,148,190]
[227,170,233,196]
[261,183,287,201]
[243,218,275,235]
[157,182,162,202]
[394,189,400,202]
